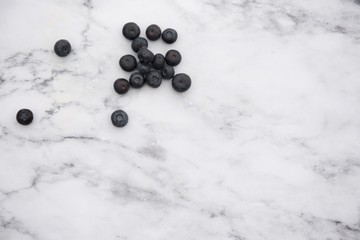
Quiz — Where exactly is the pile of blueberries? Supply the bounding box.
[15,22,191,128]
[116,22,191,93]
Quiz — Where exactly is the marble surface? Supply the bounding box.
[1,0,360,239]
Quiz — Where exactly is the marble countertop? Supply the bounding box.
[1,0,360,239]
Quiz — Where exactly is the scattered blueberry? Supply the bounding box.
[16,109,33,125]
[162,28,178,44]
[54,39,71,57]
[165,49,182,66]
[138,48,154,64]
[114,78,130,94]
[146,70,162,88]
[119,54,137,72]
[161,64,175,79]
[137,61,151,75]
[129,72,145,88]
[146,24,161,41]
[122,22,140,40]
[131,37,148,52]
[111,110,128,127]
[152,53,165,70]
[172,73,191,92]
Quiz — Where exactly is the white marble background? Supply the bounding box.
[0,0,360,239]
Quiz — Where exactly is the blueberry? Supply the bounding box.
[119,54,137,72]
[152,53,165,70]
[114,78,130,94]
[131,37,148,52]
[129,72,145,88]
[16,109,33,125]
[172,73,191,92]
[146,24,161,41]
[111,110,128,127]
[162,28,178,44]
[161,64,175,79]
[54,39,71,57]
[122,22,140,40]
[137,61,151,75]
[146,70,162,88]
[165,50,182,66]
[138,48,154,64]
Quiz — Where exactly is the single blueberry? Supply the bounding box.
[119,54,137,72]
[146,70,162,88]
[172,73,191,92]
[165,49,182,66]
[161,64,175,79]
[122,22,140,40]
[138,48,154,64]
[146,24,161,41]
[129,72,145,88]
[114,78,130,94]
[54,39,71,57]
[16,109,33,125]
[111,110,128,127]
[152,53,165,70]
[137,61,151,75]
[131,37,148,52]
[162,28,178,44]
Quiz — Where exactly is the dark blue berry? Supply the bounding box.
[138,49,154,64]
[114,78,130,94]
[152,53,165,70]
[129,72,145,88]
[16,109,33,125]
[146,24,161,41]
[172,73,191,92]
[137,61,151,75]
[131,37,148,52]
[54,39,71,57]
[111,110,128,127]
[162,28,177,44]
[165,49,181,66]
[161,64,175,79]
[119,55,137,72]
[122,22,140,40]
[146,70,162,88]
